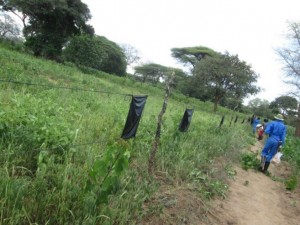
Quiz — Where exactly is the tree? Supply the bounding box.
[1,0,94,60]
[269,96,298,116]
[0,12,20,39]
[277,22,300,98]
[169,67,188,89]
[193,52,260,112]
[134,63,169,84]
[277,21,300,136]
[219,97,243,111]
[171,46,216,73]
[248,98,273,118]
[63,35,127,76]
[120,43,141,67]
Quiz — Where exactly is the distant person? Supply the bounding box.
[260,118,269,141]
[262,118,269,130]
[250,114,254,125]
[252,116,261,134]
[256,124,264,141]
[259,114,286,173]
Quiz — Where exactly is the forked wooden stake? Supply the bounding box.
[148,71,175,175]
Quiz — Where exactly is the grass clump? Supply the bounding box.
[285,175,298,191]
[241,152,260,171]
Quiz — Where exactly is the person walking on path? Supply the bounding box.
[260,114,286,173]
[257,124,264,141]
[262,118,269,130]
[257,118,269,140]
[252,116,261,134]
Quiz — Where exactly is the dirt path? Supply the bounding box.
[210,142,300,225]
[142,141,300,225]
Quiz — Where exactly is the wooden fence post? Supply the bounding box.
[148,72,174,175]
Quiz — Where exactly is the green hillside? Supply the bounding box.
[0,45,259,224]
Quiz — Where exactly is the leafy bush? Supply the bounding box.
[281,135,300,190]
[283,136,300,170]
[190,168,229,199]
[86,140,130,205]
[241,152,260,170]
[63,35,127,76]
[0,38,25,52]
[285,175,298,191]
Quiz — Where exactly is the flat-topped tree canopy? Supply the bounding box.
[171,46,217,72]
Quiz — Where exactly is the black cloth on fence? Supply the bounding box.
[234,116,238,123]
[121,95,147,139]
[179,108,194,132]
[219,115,225,128]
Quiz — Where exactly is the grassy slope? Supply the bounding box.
[0,46,255,225]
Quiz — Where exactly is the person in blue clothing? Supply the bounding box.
[260,114,286,173]
[252,116,261,134]
[262,118,269,133]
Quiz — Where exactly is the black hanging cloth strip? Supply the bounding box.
[178,108,194,132]
[234,115,238,123]
[121,95,148,139]
[219,115,225,128]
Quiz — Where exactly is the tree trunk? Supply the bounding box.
[213,96,221,113]
[295,103,300,137]
[213,102,217,113]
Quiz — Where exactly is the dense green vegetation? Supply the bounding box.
[63,35,126,76]
[0,43,299,224]
[1,0,93,60]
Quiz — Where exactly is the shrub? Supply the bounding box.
[63,35,127,76]
[285,175,298,191]
[241,152,260,170]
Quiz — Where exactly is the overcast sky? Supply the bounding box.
[82,0,300,103]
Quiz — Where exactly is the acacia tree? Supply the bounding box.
[169,67,188,89]
[134,63,169,84]
[171,46,216,73]
[133,63,187,86]
[193,52,260,112]
[247,98,273,118]
[276,21,300,136]
[269,96,298,116]
[1,0,94,60]
[219,96,243,111]
[120,43,141,68]
[0,0,27,28]
[0,12,20,39]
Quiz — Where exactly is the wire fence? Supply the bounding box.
[0,79,134,97]
[0,78,252,144]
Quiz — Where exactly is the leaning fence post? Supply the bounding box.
[148,71,174,175]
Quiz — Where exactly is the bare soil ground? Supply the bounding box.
[141,141,300,225]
